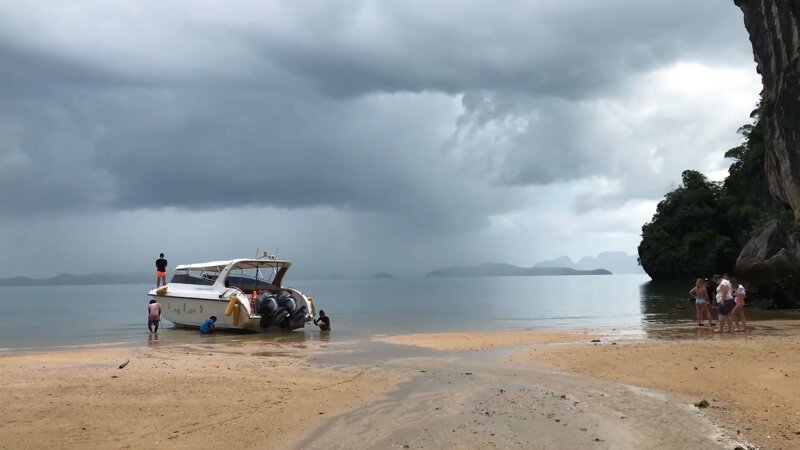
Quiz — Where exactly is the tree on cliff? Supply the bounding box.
[638,103,785,280]
[638,170,731,279]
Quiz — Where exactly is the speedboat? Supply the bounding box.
[147,258,316,331]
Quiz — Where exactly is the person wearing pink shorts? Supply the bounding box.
[155,253,168,287]
[730,278,747,332]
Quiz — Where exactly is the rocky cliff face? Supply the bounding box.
[735,0,800,217]
[734,0,800,307]
[736,219,800,307]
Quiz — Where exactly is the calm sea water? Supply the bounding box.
[0,274,794,352]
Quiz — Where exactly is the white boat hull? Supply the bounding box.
[150,292,308,332]
[146,258,315,332]
[158,296,264,331]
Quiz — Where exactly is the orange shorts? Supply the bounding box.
[156,271,167,278]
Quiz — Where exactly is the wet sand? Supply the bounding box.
[0,339,404,450]
[521,322,800,450]
[376,330,598,351]
[383,321,800,449]
[6,322,797,449]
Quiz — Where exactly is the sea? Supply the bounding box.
[0,274,796,353]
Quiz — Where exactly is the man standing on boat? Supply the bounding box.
[155,253,168,287]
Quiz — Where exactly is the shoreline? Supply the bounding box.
[3,320,798,448]
[0,340,407,449]
[377,320,800,449]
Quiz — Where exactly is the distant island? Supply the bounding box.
[0,272,150,287]
[534,251,644,274]
[426,263,611,277]
[372,272,393,279]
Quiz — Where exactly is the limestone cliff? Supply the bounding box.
[736,219,800,307]
[734,0,800,307]
[735,0,800,218]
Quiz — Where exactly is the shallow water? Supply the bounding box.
[0,274,797,351]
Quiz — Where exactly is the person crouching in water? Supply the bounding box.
[730,278,747,332]
[200,316,217,334]
[690,278,713,326]
[314,310,331,331]
[147,299,162,333]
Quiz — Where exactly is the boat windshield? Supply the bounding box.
[169,260,289,289]
[224,263,279,292]
[170,266,222,286]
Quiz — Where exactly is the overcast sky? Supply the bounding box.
[0,0,760,278]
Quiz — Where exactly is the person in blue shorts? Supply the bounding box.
[200,316,217,334]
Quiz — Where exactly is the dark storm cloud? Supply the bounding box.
[249,1,749,98]
[0,0,754,226]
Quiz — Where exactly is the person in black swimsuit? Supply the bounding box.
[155,253,168,287]
[313,310,331,331]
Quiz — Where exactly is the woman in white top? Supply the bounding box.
[712,274,734,333]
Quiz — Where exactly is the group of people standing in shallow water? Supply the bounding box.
[689,273,747,332]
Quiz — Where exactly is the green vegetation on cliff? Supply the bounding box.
[638,103,786,279]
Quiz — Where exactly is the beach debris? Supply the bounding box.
[118,359,130,369]
[694,399,710,408]
[590,339,601,343]
[463,372,472,376]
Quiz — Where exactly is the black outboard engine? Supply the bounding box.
[289,305,308,324]
[276,291,296,313]
[275,291,298,328]
[256,292,288,328]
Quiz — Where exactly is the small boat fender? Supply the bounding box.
[232,303,241,326]
[224,295,238,316]
[307,296,316,319]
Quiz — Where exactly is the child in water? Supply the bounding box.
[689,278,713,326]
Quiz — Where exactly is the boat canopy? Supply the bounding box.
[174,259,292,271]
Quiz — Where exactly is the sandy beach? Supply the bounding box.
[523,323,800,449]
[0,340,405,450]
[4,322,799,449]
[384,322,800,449]
[376,330,598,351]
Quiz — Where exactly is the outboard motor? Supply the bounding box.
[255,292,273,314]
[256,293,289,328]
[289,305,308,324]
[276,292,297,314]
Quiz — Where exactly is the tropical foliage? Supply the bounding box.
[638,102,786,279]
